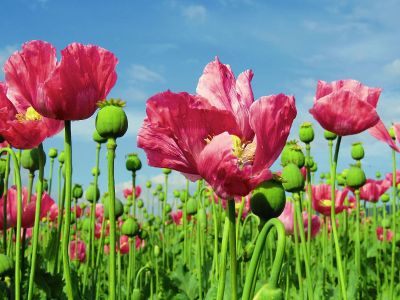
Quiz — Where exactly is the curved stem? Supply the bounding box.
[390,148,397,300]
[0,147,23,300]
[242,218,286,300]
[2,152,10,254]
[107,138,117,300]
[27,144,45,300]
[61,120,74,300]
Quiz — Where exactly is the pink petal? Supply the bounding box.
[368,120,400,152]
[249,94,297,173]
[310,90,379,136]
[393,123,400,144]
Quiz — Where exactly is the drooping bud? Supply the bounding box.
[95,99,128,139]
[351,142,365,160]
[310,161,317,173]
[156,184,163,192]
[346,165,366,189]
[173,190,180,198]
[186,197,198,215]
[126,153,142,172]
[21,147,46,172]
[58,151,65,164]
[92,129,107,144]
[281,163,305,193]
[72,184,83,199]
[299,122,314,143]
[324,130,337,141]
[250,179,286,221]
[376,171,381,179]
[91,167,100,176]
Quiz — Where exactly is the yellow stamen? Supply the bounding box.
[320,199,332,207]
[231,135,256,168]
[15,107,42,123]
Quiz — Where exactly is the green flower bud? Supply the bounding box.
[324,130,337,141]
[341,169,349,178]
[281,141,305,168]
[376,171,381,179]
[242,242,255,262]
[320,172,325,179]
[345,165,366,189]
[173,190,180,198]
[143,212,149,219]
[92,129,107,144]
[91,167,100,176]
[95,99,128,139]
[58,151,65,164]
[389,126,396,140]
[381,193,390,203]
[21,147,46,172]
[132,288,143,300]
[0,253,13,276]
[382,218,391,229]
[36,178,48,193]
[162,168,171,175]
[250,179,286,221]
[137,199,144,209]
[126,153,142,172]
[72,184,83,199]
[304,156,314,168]
[123,205,130,214]
[177,203,183,210]
[121,217,140,237]
[299,122,314,143]
[186,197,197,215]
[254,284,283,300]
[351,142,365,160]
[82,218,91,232]
[180,190,188,203]
[165,203,171,214]
[145,180,152,188]
[197,208,207,231]
[156,184,163,192]
[154,245,160,257]
[310,161,317,173]
[158,192,165,202]
[103,194,124,219]
[337,174,346,187]
[48,148,58,159]
[281,163,305,193]
[85,183,100,203]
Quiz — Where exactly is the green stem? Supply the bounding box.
[61,120,74,300]
[27,144,45,300]
[211,192,219,281]
[305,143,312,255]
[329,136,347,300]
[127,238,134,299]
[242,218,286,300]
[216,211,230,300]
[48,157,55,197]
[107,138,117,300]
[354,190,361,282]
[389,148,397,300]
[228,199,238,300]
[2,152,10,254]
[293,202,304,300]
[183,179,189,264]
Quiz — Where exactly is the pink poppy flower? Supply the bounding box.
[135,236,145,250]
[71,205,82,218]
[123,185,142,199]
[94,222,102,239]
[49,203,58,222]
[311,184,349,216]
[119,235,129,254]
[0,82,63,149]
[4,40,118,121]
[386,171,400,186]
[358,179,391,203]
[95,203,104,221]
[138,58,296,198]
[0,186,55,229]
[376,226,393,242]
[170,210,183,225]
[69,239,86,262]
[309,80,395,145]
[278,201,321,238]
[393,123,400,143]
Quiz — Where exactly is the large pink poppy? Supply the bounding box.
[138,58,297,198]
[311,184,349,216]
[358,179,391,203]
[4,40,118,121]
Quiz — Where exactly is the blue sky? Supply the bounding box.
[1,0,400,200]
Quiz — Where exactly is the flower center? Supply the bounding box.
[320,199,332,207]
[231,135,256,167]
[15,107,42,122]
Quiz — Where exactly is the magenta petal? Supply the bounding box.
[368,120,400,152]
[44,43,118,120]
[4,40,57,112]
[310,90,379,136]
[249,94,297,173]
[393,123,400,144]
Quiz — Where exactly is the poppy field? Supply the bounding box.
[0,39,400,300]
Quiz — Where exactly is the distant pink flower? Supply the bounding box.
[69,240,86,262]
[358,179,391,203]
[385,171,400,186]
[310,80,397,150]
[311,184,349,216]
[119,235,129,255]
[123,185,142,199]
[138,58,296,198]
[49,203,58,222]
[95,203,104,221]
[71,205,82,218]
[5,40,118,121]
[171,210,183,225]
[376,226,393,242]
[94,222,102,239]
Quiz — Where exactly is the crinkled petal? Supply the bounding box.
[249,94,297,173]
[310,90,379,136]
[368,120,400,152]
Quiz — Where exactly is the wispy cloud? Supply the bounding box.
[128,65,165,83]
[182,4,207,21]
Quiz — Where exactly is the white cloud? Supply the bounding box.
[0,45,17,69]
[182,5,207,21]
[128,65,165,83]
[383,59,400,76]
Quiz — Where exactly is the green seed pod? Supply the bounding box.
[186,197,198,215]
[92,129,107,144]
[376,171,381,179]
[281,141,305,168]
[48,148,58,159]
[346,165,366,189]
[389,126,396,140]
[72,184,83,199]
[251,179,286,221]
[381,193,390,203]
[154,245,160,257]
[0,253,13,276]
[123,205,130,214]
[382,218,391,229]
[351,142,365,160]
[126,153,142,172]
[132,288,143,300]
[21,148,45,172]
[165,203,171,214]
[197,208,207,231]
[36,178,48,193]
[145,180,152,189]
[320,172,325,180]
[137,199,144,209]
[281,163,305,193]
[121,217,140,237]
[173,190,180,198]
[324,130,337,141]
[158,192,165,202]
[91,167,100,176]
[95,99,128,139]
[299,122,314,143]
[85,183,100,203]
[310,161,317,173]
[304,156,314,169]
[58,151,65,164]
[162,168,171,175]
[337,174,346,187]
[254,284,283,300]
[156,184,163,192]
[180,190,188,203]
[103,194,124,219]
